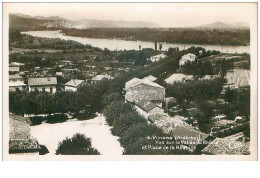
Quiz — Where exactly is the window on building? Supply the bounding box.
[50,87,53,93]
[15,87,19,92]
[42,87,45,92]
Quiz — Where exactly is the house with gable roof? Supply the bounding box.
[28,77,57,93]
[179,53,196,66]
[134,99,164,118]
[125,76,165,104]
[125,75,165,118]
[65,79,86,92]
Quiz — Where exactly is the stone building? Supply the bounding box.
[9,115,41,155]
[125,77,165,104]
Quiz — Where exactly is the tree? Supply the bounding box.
[56,133,100,155]
[225,87,236,103]
[159,44,162,51]
[243,123,250,138]
[95,56,101,62]
[111,111,146,137]
[154,41,157,51]
[194,100,214,133]
[103,101,134,126]
[134,51,146,66]
[120,123,163,147]
[102,92,122,106]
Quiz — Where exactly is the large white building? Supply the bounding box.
[65,79,86,92]
[28,77,57,93]
[179,53,196,66]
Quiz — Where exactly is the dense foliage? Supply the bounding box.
[56,133,100,155]
[103,101,191,155]
[9,79,114,116]
[223,88,250,119]
[166,78,225,102]
[29,114,68,125]
[116,48,160,66]
[62,28,250,46]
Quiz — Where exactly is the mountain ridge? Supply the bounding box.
[10,13,161,29]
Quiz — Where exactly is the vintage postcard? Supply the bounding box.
[2,2,258,161]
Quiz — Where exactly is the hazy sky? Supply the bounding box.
[4,3,257,27]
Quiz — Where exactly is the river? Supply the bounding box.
[22,30,250,54]
[31,115,123,155]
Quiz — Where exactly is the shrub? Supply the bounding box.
[56,133,100,155]
[46,114,68,124]
[76,112,95,120]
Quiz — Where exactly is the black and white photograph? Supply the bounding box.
[2,2,257,161]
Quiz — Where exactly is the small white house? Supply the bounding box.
[56,72,63,76]
[148,54,167,62]
[91,74,113,84]
[65,79,86,92]
[164,73,193,84]
[9,74,26,92]
[179,53,196,66]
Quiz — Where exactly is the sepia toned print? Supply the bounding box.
[2,2,257,160]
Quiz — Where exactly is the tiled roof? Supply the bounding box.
[171,126,208,140]
[202,138,250,155]
[92,74,113,81]
[9,74,23,80]
[142,75,157,82]
[9,66,19,71]
[181,53,196,60]
[9,139,41,153]
[125,77,164,91]
[225,69,250,87]
[28,77,57,86]
[170,126,209,149]
[199,75,219,80]
[135,99,161,112]
[150,114,192,129]
[9,115,40,153]
[10,115,32,140]
[65,79,85,87]
[165,73,193,84]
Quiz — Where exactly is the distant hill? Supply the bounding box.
[70,19,160,28]
[9,13,161,30]
[195,21,249,29]
[33,15,66,21]
[9,14,56,30]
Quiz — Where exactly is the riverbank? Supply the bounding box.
[21,31,250,53]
